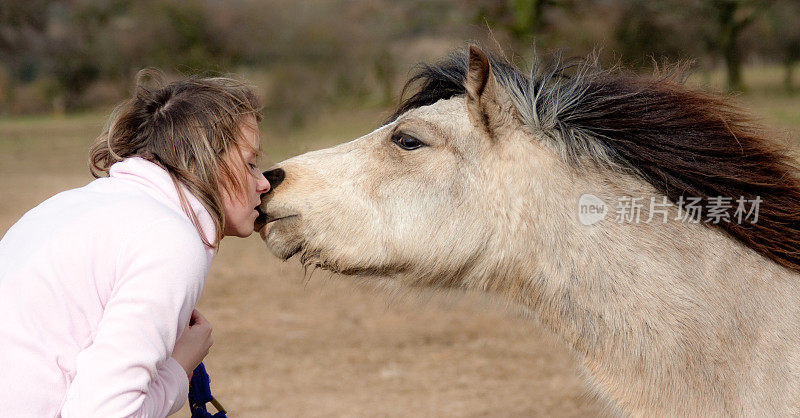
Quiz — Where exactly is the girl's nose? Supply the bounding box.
[257,170,270,194]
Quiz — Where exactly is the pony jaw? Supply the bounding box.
[261,215,303,260]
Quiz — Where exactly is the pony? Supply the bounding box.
[257,45,800,415]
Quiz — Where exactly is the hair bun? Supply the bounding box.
[134,68,171,114]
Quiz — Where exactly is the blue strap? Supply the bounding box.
[188,362,227,418]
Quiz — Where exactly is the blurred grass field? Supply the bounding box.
[688,65,800,135]
[0,71,798,416]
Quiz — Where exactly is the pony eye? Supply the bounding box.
[391,133,425,151]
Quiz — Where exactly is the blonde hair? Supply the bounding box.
[89,69,263,248]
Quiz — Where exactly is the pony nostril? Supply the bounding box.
[263,167,285,191]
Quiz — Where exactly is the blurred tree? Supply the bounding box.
[373,49,396,106]
[614,0,705,68]
[763,0,800,92]
[701,0,773,91]
[473,0,570,45]
[0,0,54,113]
[45,1,115,110]
[509,0,551,38]
[0,0,51,79]
[3,0,796,117]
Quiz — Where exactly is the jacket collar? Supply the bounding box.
[109,157,217,247]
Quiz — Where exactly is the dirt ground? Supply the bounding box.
[192,236,604,417]
[2,99,796,417]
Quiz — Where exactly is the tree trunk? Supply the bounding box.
[724,35,743,92]
[785,58,796,94]
[530,0,545,33]
[510,0,547,39]
[717,1,744,92]
[373,52,395,106]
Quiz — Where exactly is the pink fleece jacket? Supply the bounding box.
[0,157,216,417]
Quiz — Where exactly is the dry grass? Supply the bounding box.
[0,90,797,416]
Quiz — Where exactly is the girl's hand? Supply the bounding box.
[172,309,214,377]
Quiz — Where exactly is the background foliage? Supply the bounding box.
[0,0,798,125]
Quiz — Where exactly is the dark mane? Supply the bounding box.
[391,47,800,273]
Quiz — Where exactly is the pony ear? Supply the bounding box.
[465,45,514,140]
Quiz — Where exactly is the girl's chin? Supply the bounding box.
[225,223,255,238]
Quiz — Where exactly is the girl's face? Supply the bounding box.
[221,117,270,237]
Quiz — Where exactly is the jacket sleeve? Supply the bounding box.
[61,218,210,417]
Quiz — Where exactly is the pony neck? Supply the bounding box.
[497,170,800,414]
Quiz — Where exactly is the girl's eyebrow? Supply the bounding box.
[249,140,263,158]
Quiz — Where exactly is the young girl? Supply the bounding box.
[0,70,270,416]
